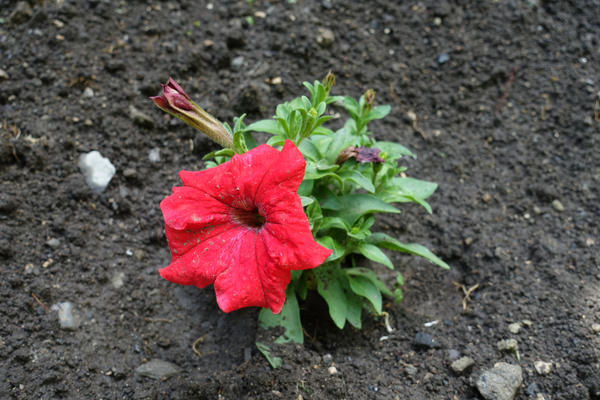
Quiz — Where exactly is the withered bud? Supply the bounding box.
[355,147,384,163]
[335,146,358,165]
[363,89,375,112]
[323,71,336,93]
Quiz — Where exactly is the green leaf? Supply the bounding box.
[339,169,375,193]
[348,275,382,314]
[315,264,347,329]
[345,267,393,297]
[318,217,350,233]
[322,194,400,225]
[367,232,450,270]
[344,290,363,329]
[365,105,391,122]
[255,342,283,368]
[316,236,345,262]
[356,243,394,269]
[300,196,314,207]
[374,141,415,160]
[245,119,282,135]
[376,177,437,213]
[298,139,321,161]
[258,287,304,344]
[267,135,287,147]
[202,148,236,160]
[297,179,314,196]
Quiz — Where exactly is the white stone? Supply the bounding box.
[51,302,80,330]
[534,361,552,375]
[78,151,116,193]
[328,366,338,375]
[149,147,160,163]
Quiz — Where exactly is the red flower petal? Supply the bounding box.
[159,140,332,313]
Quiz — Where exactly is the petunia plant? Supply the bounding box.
[152,73,448,365]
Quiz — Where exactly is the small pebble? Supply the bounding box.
[328,366,338,375]
[82,87,94,98]
[112,272,125,289]
[231,56,244,71]
[451,356,475,374]
[497,338,518,352]
[433,17,442,26]
[129,105,155,129]
[134,249,146,261]
[78,151,116,193]
[322,354,333,365]
[508,322,522,334]
[46,238,61,249]
[522,319,533,327]
[437,52,450,64]
[135,359,180,380]
[447,349,461,361]
[414,331,438,349]
[534,361,552,375]
[405,364,418,376]
[482,193,492,202]
[51,302,80,330]
[0,69,8,80]
[316,27,335,48]
[123,168,137,178]
[551,199,564,212]
[149,148,161,163]
[476,362,523,400]
[591,323,600,333]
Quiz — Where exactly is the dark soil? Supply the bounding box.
[1,0,599,399]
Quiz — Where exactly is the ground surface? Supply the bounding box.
[1,0,599,399]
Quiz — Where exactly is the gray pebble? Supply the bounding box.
[0,69,8,80]
[129,105,155,129]
[322,353,333,365]
[551,199,564,212]
[46,238,61,249]
[451,356,475,374]
[112,272,125,289]
[437,52,450,64]
[508,322,522,334]
[231,56,245,71]
[414,331,438,349]
[135,359,180,380]
[497,339,518,352]
[447,349,461,361]
[476,362,523,400]
[82,87,94,98]
[148,148,161,163]
[316,28,335,48]
[405,364,418,376]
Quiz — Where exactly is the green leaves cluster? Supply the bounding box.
[204,75,448,353]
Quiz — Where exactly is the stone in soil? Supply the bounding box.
[149,147,161,163]
[135,359,181,380]
[508,322,522,334]
[451,356,474,374]
[534,360,552,375]
[78,151,116,193]
[413,331,438,349]
[497,338,518,352]
[476,362,523,400]
[51,302,80,330]
[316,27,335,48]
[129,105,155,129]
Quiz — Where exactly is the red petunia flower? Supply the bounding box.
[159,140,332,314]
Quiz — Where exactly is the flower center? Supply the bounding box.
[230,206,266,229]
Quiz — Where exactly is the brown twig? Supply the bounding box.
[452,281,480,310]
[32,293,50,313]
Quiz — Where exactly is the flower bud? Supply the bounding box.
[322,71,336,93]
[363,89,375,112]
[151,78,234,148]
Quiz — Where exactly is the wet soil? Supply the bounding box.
[1,0,599,399]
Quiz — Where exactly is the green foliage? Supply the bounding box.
[204,74,447,356]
